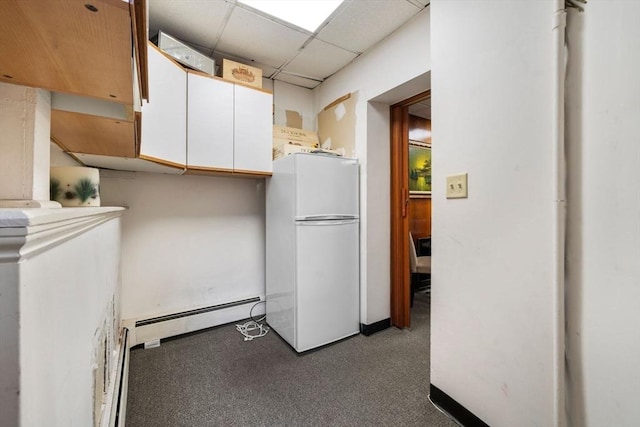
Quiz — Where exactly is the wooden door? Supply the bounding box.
[390,91,431,328]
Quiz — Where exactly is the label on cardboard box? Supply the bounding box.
[273,144,316,160]
[273,125,319,145]
[222,58,262,88]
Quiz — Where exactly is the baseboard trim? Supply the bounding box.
[359,318,391,336]
[429,384,490,427]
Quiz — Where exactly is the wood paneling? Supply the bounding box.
[51,110,136,158]
[409,115,432,144]
[409,198,432,240]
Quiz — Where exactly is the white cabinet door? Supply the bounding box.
[140,44,187,167]
[234,85,272,174]
[187,73,234,171]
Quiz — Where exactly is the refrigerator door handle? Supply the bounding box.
[295,214,359,221]
[295,219,359,226]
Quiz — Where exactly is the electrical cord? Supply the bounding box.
[236,300,269,341]
[249,300,266,323]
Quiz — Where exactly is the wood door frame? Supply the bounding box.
[390,90,431,328]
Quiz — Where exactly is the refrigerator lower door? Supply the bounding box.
[295,220,359,352]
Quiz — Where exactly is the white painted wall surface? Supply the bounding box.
[273,80,315,130]
[364,102,391,325]
[565,1,640,426]
[430,1,558,426]
[99,171,266,326]
[0,212,122,427]
[314,7,430,325]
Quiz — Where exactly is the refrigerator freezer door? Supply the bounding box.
[295,154,359,219]
[295,220,359,352]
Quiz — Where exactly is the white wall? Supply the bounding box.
[273,80,315,130]
[99,171,266,329]
[314,7,431,325]
[430,1,559,426]
[22,218,121,426]
[565,1,640,426]
[0,212,122,427]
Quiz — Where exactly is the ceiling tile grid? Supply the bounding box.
[281,38,358,81]
[315,0,423,54]
[148,0,231,55]
[273,72,322,90]
[215,6,310,69]
[148,0,428,87]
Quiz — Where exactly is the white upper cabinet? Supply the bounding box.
[234,84,272,174]
[187,73,234,171]
[128,44,272,176]
[140,44,187,169]
[186,71,273,176]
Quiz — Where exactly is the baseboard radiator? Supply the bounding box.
[108,328,130,427]
[132,297,263,347]
[134,297,261,327]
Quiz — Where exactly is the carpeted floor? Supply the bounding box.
[125,292,457,426]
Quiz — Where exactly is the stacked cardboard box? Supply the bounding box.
[272,126,340,160]
[273,126,318,160]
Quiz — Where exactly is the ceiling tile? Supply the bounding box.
[216,6,310,69]
[274,73,321,90]
[282,39,357,81]
[148,0,231,52]
[316,0,421,53]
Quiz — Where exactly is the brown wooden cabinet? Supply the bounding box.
[0,0,147,160]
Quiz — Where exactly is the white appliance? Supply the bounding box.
[266,153,360,352]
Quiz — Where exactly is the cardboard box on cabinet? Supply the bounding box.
[222,58,262,88]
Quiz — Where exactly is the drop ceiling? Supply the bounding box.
[148,0,430,89]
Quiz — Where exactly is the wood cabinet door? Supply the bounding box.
[187,73,234,171]
[233,85,272,174]
[140,45,187,168]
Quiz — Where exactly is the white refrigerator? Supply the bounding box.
[266,153,360,352]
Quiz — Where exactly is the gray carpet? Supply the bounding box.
[126,292,457,426]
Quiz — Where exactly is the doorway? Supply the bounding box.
[390,90,431,328]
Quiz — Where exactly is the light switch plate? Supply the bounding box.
[446,173,468,199]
